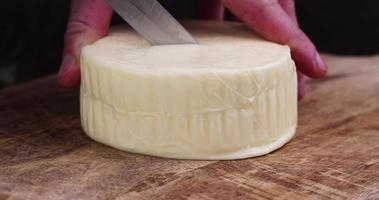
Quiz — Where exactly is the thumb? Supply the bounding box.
[59,0,112,88]
[222,0,327,79]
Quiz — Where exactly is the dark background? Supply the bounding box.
[0,0,378,88]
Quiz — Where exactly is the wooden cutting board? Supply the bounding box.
[0,54,378,200]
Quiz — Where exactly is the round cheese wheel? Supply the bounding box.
[80,21,297,160]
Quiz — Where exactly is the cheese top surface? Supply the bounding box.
[84,21,290,72]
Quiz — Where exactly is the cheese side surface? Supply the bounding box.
[80,21,297,160]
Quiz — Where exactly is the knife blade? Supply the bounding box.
[106,0,197,45]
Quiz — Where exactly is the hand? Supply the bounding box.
[221,0,327,99]
[59,0,327,100]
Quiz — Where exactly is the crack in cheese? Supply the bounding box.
[80,21,297,160]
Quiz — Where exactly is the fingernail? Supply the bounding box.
[315,53,327,73]
[59,55,76,78]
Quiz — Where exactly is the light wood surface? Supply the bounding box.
[0,54,378,200]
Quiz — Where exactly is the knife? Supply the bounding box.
[106,0,197,45]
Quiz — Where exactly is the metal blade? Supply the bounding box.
[106,0,197,45]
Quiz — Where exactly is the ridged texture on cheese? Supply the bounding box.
[80,21,297,160]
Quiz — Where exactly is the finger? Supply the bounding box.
[59,0,112,88]
[222,0,327,78]
[198,0,225,20]
[297,71,306,100]
[279,0,306,99]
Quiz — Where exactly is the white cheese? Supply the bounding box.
[80,21,297,160]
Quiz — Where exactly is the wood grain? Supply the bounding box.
[0,54,379,200]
